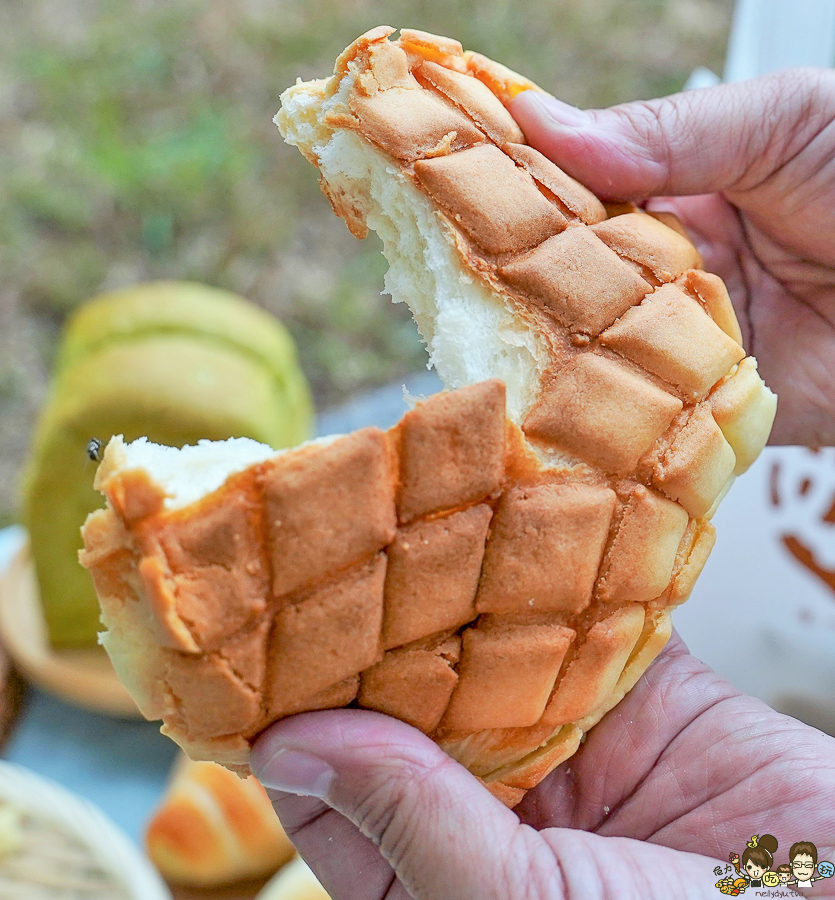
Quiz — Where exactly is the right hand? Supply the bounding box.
[511,69,835,448]
[250,635,835,900]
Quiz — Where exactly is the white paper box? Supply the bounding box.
[676,446,835,730]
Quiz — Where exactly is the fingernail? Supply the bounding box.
[257,748,336,798]
[526,93,591,128]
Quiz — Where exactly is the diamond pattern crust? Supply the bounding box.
[500,227,651,335]
[81,27,779,811]
[440,620,575,731]
[264,554,387,718]
[522,355,683,475]
[148,486,269,652]
[260,428,396,597]
[502,144,607,225]
[591,213,702,281]
[416,60,524,145]
[475,483,616,615]
[383,504,492,648]
[349,85,485,162]
[599,284,746,399]
[396,379,505,522]
[84,381,727,807]
[358,633,461,733]
[596,486,689,604]
[413,145,567,253]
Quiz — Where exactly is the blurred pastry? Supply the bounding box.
[146,756,295,888]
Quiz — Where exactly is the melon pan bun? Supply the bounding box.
[80,26,776,808]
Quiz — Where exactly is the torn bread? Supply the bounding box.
[80,27,776,808]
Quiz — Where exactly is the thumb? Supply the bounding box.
[251,709,720,899]
[510,68,835,201]
[251,708,525,899]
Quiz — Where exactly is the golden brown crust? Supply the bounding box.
[143,482,269,652]
[358,636,461,733]
[502,144,607,225]
[540,605,645,727]
[523,355,684,475]
[475,483,616,615]
[164,648,263,742]
[599,283,746,400]
[382,504,492,648]
[500,227,651,335]
[413,145,567,254]
[349,85,485,162]
[417,61,524,145]
[591,213,702,281]
[597,486,689,604]
[482,724,583,791]
[652,405,737,517]
[675,269,744,346]
[83,383,713,796]
[260,428,396,598]
[440,621,574,731]
[396,380,506,523]
[479,779,528,808]
[264,555,387,719]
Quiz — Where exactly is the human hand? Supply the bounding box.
[250,634,835,899]
[510,69,835,449]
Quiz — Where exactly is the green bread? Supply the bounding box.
[22,282,313,649]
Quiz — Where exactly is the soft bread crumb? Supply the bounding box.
[278,80,550,424]
[104,434,340,511]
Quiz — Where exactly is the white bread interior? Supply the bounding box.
[277,79,550,425]
[104,433,340,512]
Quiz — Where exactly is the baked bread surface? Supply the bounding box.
[80,27,776,808]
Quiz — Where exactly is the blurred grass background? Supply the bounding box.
[0,0,733,524]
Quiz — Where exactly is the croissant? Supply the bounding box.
[145,756,294,886]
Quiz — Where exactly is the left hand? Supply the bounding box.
[510,72,835,448]
[251,633,835,900]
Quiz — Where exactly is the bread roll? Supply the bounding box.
[146,756,295,887]
[79,28,776,807]
[23,281,312,648]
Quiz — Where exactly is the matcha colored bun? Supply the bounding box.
[22,281,313,649]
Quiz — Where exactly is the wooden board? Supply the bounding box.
[0,541,139,717]
[0,630,25,750]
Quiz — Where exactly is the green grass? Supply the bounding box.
[0,0,732,520]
